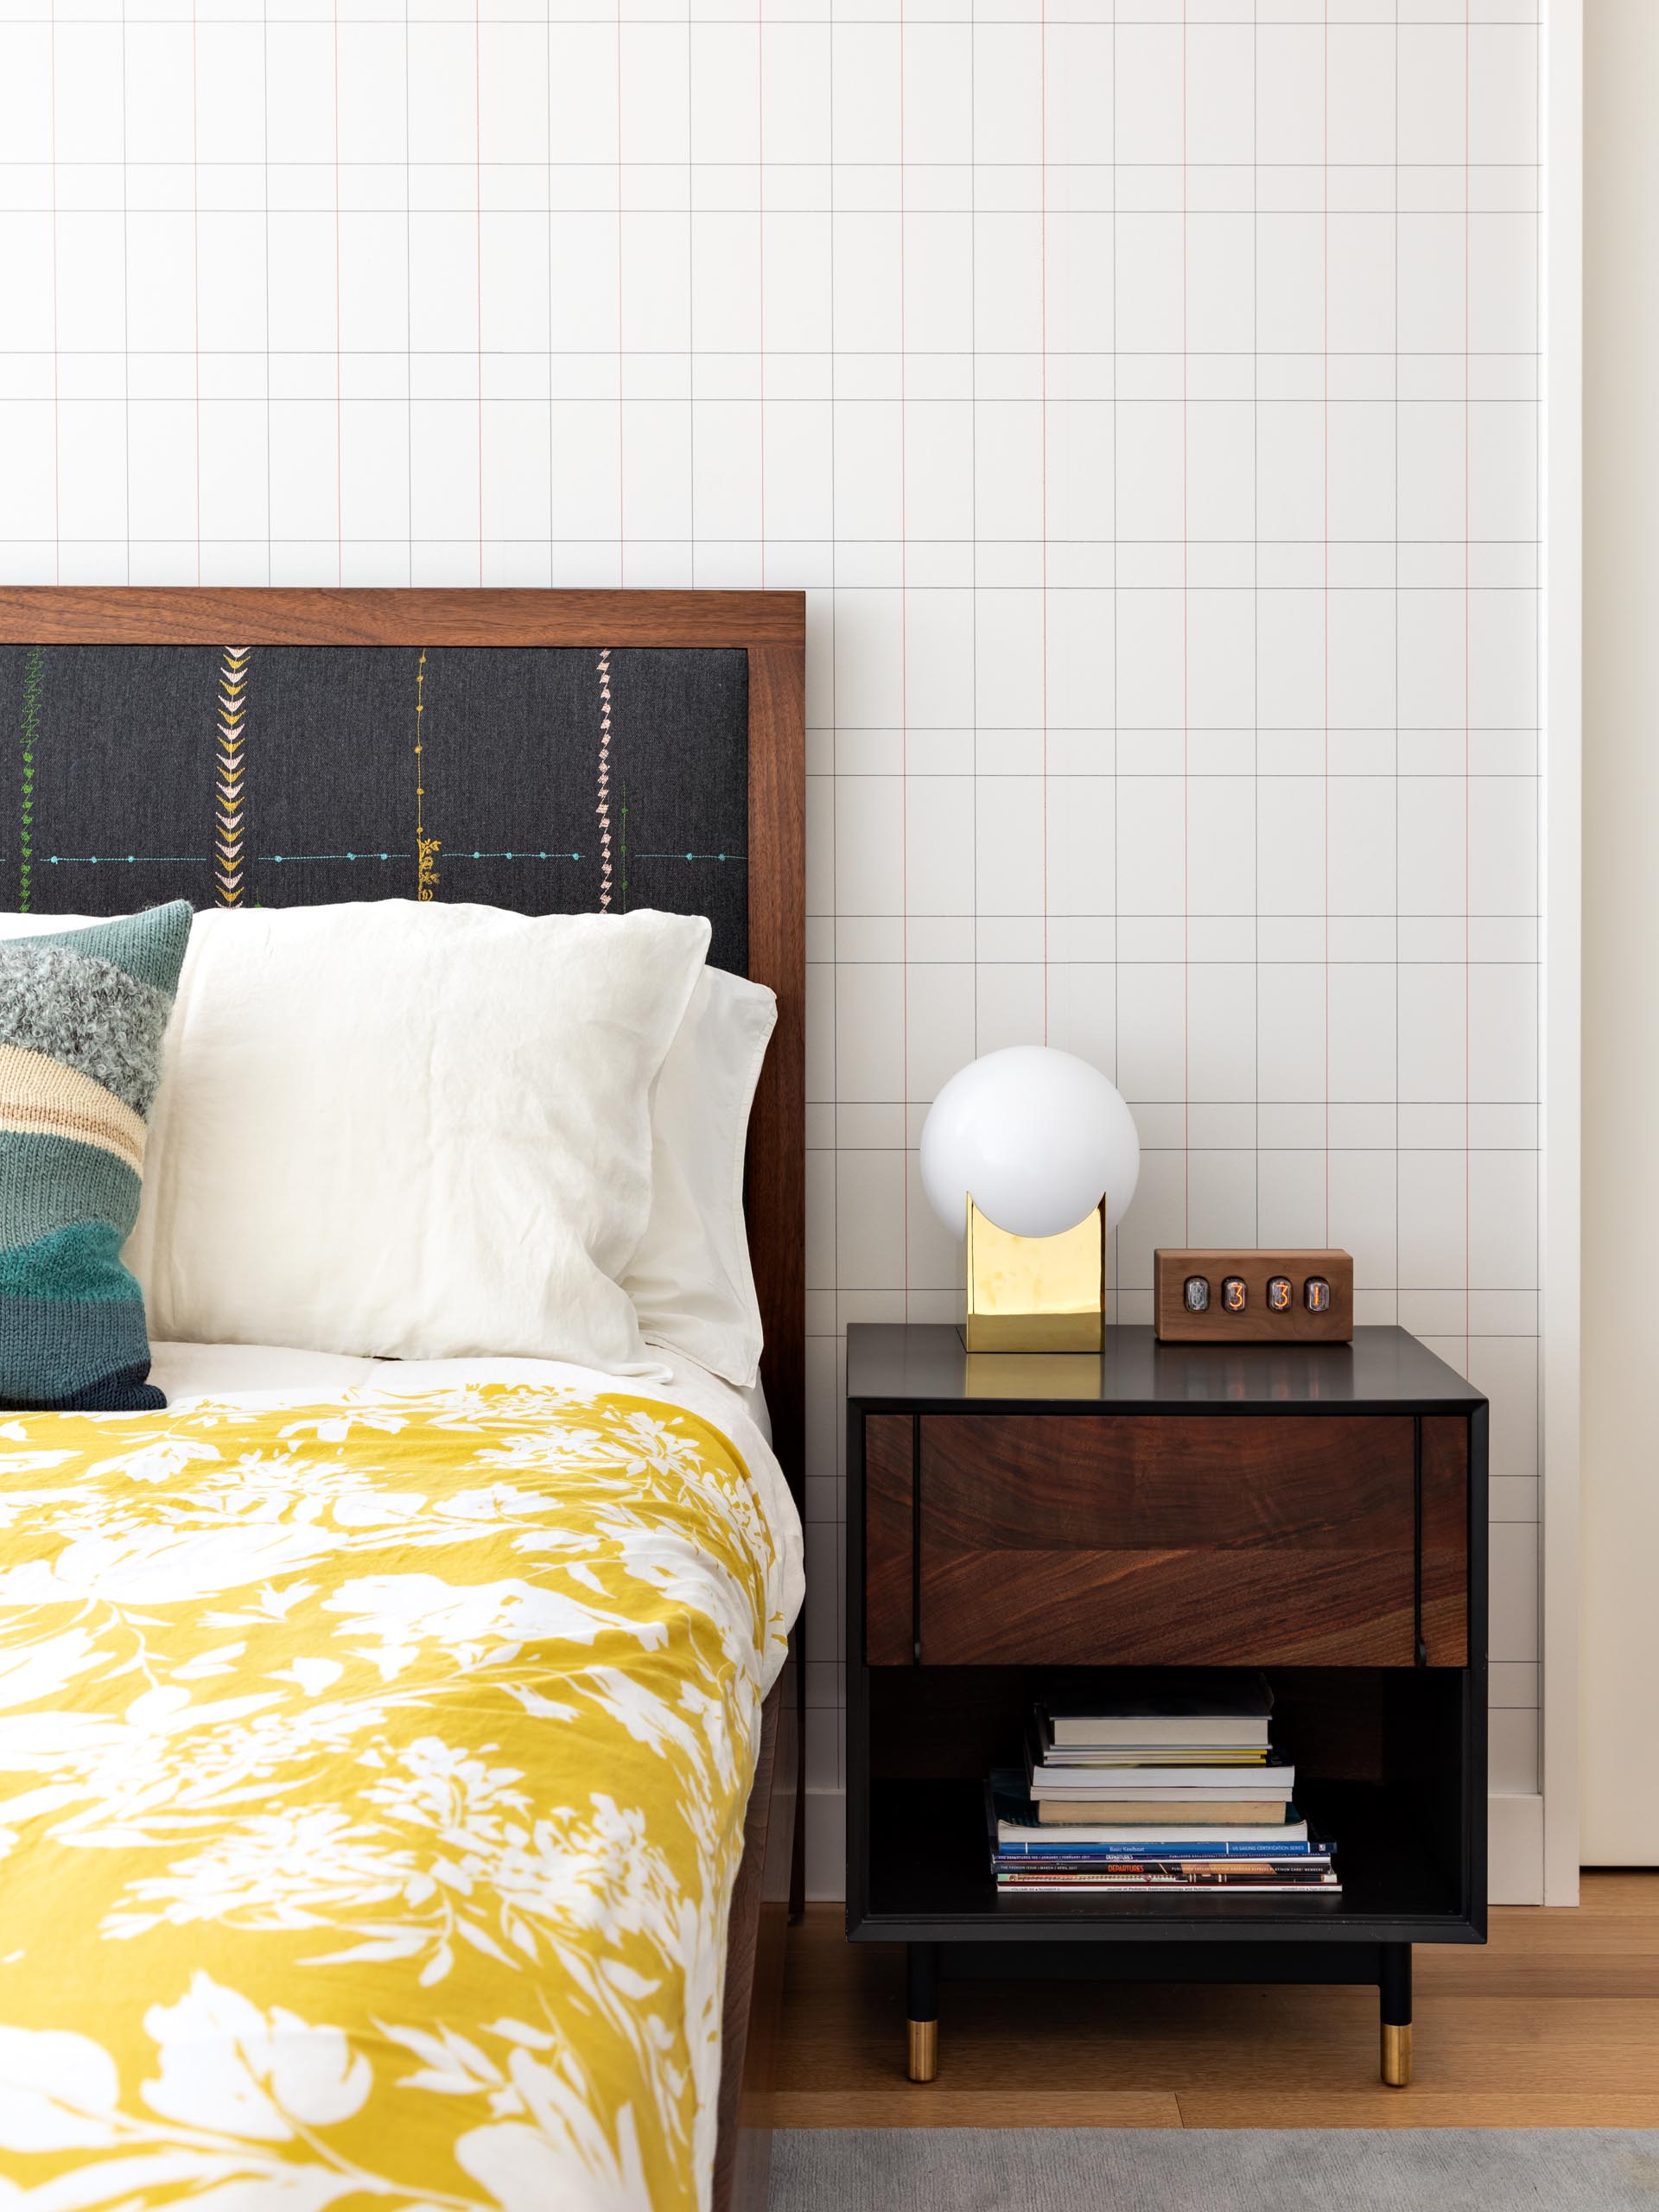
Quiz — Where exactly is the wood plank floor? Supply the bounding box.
[777,1875,1659,2129]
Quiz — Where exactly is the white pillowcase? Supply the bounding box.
[624,964,776,1389]
[124,901,710,1369]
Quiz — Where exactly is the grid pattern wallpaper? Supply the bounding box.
[0,0,1542,1897]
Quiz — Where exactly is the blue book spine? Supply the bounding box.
[995,1836,1324,1859]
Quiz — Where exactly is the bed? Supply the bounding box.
[0,588,806,2212]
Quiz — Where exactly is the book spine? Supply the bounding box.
[995,1882,1342,1896]
[1026,1760,1300,1778]
[995,1859,1333,1876]
[995,1838,1322,1859]
[1039,1778,1300,1796]
[995,1867,1338,1885]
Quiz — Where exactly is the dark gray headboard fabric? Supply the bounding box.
[0,644,749,973]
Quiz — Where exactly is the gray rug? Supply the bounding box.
[769,2128,1659,2209]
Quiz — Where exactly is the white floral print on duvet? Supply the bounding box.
[0,1384,785,2212]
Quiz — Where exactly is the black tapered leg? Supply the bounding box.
[906,1941,939,2082]
[1380,1942,1413,2087]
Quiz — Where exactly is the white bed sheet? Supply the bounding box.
[148,1340,804,1678]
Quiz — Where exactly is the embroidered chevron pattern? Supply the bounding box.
[214,647,250,906]
[596,649,613,911]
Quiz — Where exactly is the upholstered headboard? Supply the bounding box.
[0,642,750,970]
[0,588,806,1507]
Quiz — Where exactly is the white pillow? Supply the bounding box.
[626,964,776,1389]
[124,902,710,1368]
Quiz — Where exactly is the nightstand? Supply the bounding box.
[844,1323,1488,2088]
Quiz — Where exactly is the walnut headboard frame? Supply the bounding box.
[0,587,807,1513]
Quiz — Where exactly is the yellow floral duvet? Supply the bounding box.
[0,1382,792,2212]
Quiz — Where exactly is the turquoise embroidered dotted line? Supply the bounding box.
[43,848,743,866]
[44,850,591,866]
[264,851,584,864]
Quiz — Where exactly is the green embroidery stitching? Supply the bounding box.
[18,645,41,913]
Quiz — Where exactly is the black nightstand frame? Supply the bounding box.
[844,1323,1489,2089]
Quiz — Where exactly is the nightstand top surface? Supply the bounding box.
[845,1322,1485,1412]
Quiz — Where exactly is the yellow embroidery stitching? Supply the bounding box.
[213,646,250,906]
[415,648,440,900]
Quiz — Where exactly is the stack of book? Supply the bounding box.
[987,1675,1339,1897]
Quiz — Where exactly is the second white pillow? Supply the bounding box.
[625,964,777,1388]
[130,901,711,1369]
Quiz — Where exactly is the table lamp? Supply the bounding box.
[920,1046,1140,1353]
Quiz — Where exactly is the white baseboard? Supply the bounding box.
[1490,1792,1546,1904]
[804,1787,843,1901]
[804,1789,1553,1908]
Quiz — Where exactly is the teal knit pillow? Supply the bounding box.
[0,902,192,1409]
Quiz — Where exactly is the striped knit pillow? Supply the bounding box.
[0,902,192,1409]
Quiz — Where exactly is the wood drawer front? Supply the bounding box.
[918,1414,1420,1668]
[863,1415,915,1666]
[1421,1416,1471,1668]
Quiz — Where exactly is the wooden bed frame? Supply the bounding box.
[0,585,806,2212]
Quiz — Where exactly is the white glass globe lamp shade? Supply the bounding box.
[920,1045,1141,1242]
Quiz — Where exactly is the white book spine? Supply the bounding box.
[1030,1769,1295,1794]
[1000,1822,1312,1847]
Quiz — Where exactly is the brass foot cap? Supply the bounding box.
[907,2018,938,2083]
[1382,2021,1413,2088]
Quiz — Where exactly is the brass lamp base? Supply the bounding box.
[964,1198,1106,1353]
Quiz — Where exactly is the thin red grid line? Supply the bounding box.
[899,0,909,1319]
[765,0,769,588]
[334,0,344,587]
[1464,0,1471,1367]
[1322,0,1330,1245]
[475,0,485,586]
[1039,0,1048,1046]
[48,0,59,586]
[191,0,200,584]
[1180,3,1189,1242]
[615,1,625,588]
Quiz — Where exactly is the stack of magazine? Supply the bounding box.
[987,1674,1339,1897]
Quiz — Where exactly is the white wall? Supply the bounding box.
[0,0,1545,1896]
[1580,0,1658,1868]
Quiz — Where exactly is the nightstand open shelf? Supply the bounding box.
[845,1323,1489,2089]
[858,1659,1478,1941]
[862,1777,1467,1940]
